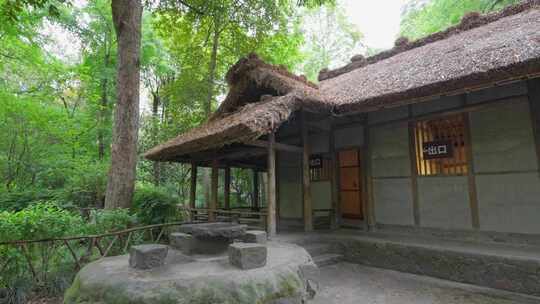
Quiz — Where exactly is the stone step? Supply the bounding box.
[313,253,343,267]
[303,243,334,257]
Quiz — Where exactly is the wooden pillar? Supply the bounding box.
[252,169,259,210]
[364,124,376,229]
[527,78,540,174]
[408,105,421,226]
[329,121,339,229]
[267,132,277,237]
[301,112,314,232]
[224,167,231,210]
[209,160,218,222]
[189,163,197,210]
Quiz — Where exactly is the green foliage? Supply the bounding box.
[400,0,521,40]
[0,189,57,212]
[59,161,108,208]
[298,3,363,81]
[132,185,180,225]
[0,202,84,242]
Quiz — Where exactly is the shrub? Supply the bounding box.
[0,201,85,242]
[0,189,57,212]
[84,208,137,235]
[132,185,180,225]
[60,162,108,209]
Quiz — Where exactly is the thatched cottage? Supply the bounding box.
[145,0,540,240]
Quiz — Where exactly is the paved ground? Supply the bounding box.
[311,263,540,304]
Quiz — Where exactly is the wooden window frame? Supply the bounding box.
[414,113,469,177]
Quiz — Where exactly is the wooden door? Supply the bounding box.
[338,149,363,219]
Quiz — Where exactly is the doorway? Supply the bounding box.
[338,149,363,220]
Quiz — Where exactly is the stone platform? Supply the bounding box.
[64,241,316,304]
[278,229,540,297]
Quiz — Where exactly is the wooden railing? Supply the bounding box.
[0,221,194,295]
[179,206,267,231]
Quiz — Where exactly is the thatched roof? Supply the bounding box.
[145,1,540,163]
[321,0,540,113]
[210,53,318,120]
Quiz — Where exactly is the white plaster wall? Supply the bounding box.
[466,82,527,105]
[373,178,415,226]
[370,122,411,178]
[418,176,472,230]
[310,133,330,154]
[412,95,463,116]
[477,173,540,234]
[470,101,538,173]
[311,181,332,210]
[368,106,409,124]
[278,153,303,219]
[334,125,364,149]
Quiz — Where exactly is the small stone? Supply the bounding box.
[268,297,302,304]
[305,279,318,299]
[129,244,168,270]
[243,230,267,244]
[170,232,194,254]
[229,243,267,270]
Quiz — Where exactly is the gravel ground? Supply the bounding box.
[311,263,540,304]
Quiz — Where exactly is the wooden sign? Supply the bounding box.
[309,155,323,169]
[422,141,453,159]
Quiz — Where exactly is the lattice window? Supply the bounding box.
[310,158,332,181]
[414,114,469,176]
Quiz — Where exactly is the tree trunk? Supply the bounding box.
[202,21,221,207]
[105,0,142,209]
[151,91,161,186]
[97,67,108,161]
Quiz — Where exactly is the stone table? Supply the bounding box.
[177,222,248,254]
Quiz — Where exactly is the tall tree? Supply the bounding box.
[400,0,520,40]
[298,2,363,82]
[104,0,142,209]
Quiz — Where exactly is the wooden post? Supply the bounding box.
[364,124,376,229]
[463,110,480,229]
[301,112,314,232]
[267,132,277,237]
[527,79,540,174]
[252,169,259,210]
[224,167,231,210]
[189,163,197,221]
[329,121,339,229]
[408,105,421,226]
[209,160,218,222]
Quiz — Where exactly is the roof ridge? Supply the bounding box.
[319,0,540,81]
[226,53,318,89]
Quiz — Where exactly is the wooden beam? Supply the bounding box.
[527,78,540,173]
[252,169,259,210]
[267,132,277,237]
[301,112,314,232]
[209,160,218,222]
[193,148,266,163]
[189,163,197,221]
[246,140,303,154]
[224,167,231,210]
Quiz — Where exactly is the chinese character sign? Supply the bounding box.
[309,155,323,169]
[422,141,453,159]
